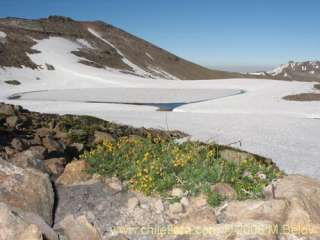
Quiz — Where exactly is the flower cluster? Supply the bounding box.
[81,135,282,205]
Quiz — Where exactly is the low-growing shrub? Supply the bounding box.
[81,136,282,207]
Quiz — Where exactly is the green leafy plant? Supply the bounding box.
[81,136,282,207]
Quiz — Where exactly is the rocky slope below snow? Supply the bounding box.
[2,103,320,240]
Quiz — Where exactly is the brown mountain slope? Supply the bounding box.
[0,16,248,80]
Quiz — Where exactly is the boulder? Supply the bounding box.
[54,182,171,240]
[35,128,52,138]
[70,142,84,153]
[16,224,43,240]
[180,197,189,207]
[211,183,237,201]
[10,138,27,151]
[9,150,47,172]
[265,175,320,225]
[42,135,65,154]
[44,157,65,175]
[0,104,15,115]
[4,146,16,156]
[0,159,54,225]
[171,188,184,198]
[179,208,217,227]
[214,175,320,239]
[18,211,59,240]
[169,202,184,214]
[190,194,207,209]
[217,199,288,224]
[94,131,114,144]
[28,146,48,160]
[219,148,254,163]
[55,215,100,240]
[127,197,140,211]
[0,202,54,240]
[107,177,123,191]
[6,116,18,128]
[56,160,91,185]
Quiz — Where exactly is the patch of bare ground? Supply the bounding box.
[284,93,320,101]
[283,84,320,101]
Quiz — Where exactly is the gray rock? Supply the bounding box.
[42,135,65,153]
[171,188,184,198]
[70,142,84,153]
[0,202,47,240]
[55,214,100,240]
[54,182,170,240]
[219,148,254,163]
[45,157,65,175]
[94,131,114,144]
[0,104,15,115]
[35,128,52,138]
[0,159,54,225]
[4,146,16,156]
[169,202,184,214]
[28,146,48,160]
[9,150,47,172]
[6,116,18,128]
[18,210,59,240]
[211,183,237,201]
[127,197,140,211]
[11,138,28,151]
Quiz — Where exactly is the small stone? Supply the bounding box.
[11,138,27,151]
[169,202,184,214]
[191,194,208,208]
[211,183,237,201]
[70,142,84,153]
[6,116,18,128]
[180,197,189,207]
[242,170,252,178]
[127,197,140,211]
[28,146,48,160]
[154,199,164,213]
[56,160,91,185]
[256,172,267,180]
[45,158,66,175]
[4,146,16,156]
[42,135,64,153]
[94,131,114,144]
[108,177,123,191]
[35,128,52,138]
[46,64,55,71]
[171,188,184,198]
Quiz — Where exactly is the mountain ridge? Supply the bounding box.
[250,60,320,82]
[0,15,247,80]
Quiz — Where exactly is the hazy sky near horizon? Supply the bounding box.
[1,0,319,71]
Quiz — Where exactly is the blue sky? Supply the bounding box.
[1,0,319,71]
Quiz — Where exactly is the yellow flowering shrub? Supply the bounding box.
[81,136,282,206]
